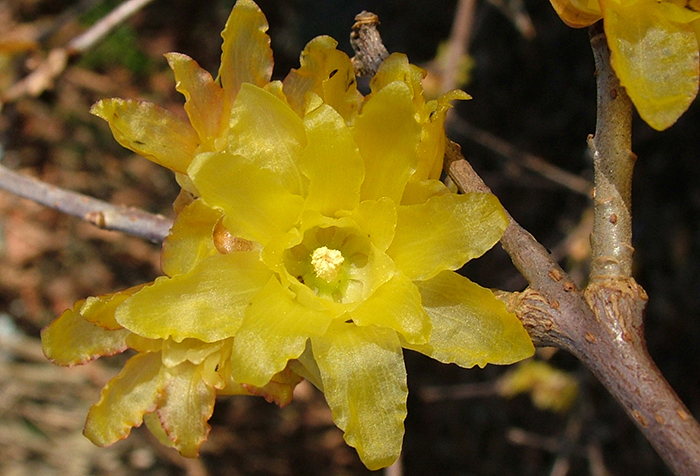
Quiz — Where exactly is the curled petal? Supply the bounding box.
[162,338,224,368]
[283,35,361,121]
[161,198,222,277]
[300,103,364,216]
[84,352,163,446]
[231,277,333,387]
[312,322,407,471]
[166,52,226,150]
[41,299,131,366]
[603,0,700,130]
[90,99,198,174]
[548,0,601,27]
[369,53,427,116]
[218,0,273,99]
[157,361,216,458]
[408,271,534,367]
[189,151,305,245]
[116,252,271,342]
[387,193,508,281]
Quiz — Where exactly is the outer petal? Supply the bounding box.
[312,321,407,470]
[282,36,362,121]
[350,272,431,345]
[189,151,304,245]
[231,277,333,387]
[387,193,508,281]
[166,52,226,150]
[116,252,271,342]
[548,0,601,27]
[157,361,216,458]
[354,81,421,203]
[604,0,700,130]
[84,352,163,446]
[407,271,534,367]
[228,83,307,195]
[41,299,131,366]
[90,99,198,174]
[217,0,273,99]
[161,198,222,277]
[300,103,364,216]
[369,53,426,116]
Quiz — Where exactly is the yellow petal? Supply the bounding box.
[116,252,271,342]
[84,352,163,446]
[312,321,407,470]
[400,179,450,206]
[343,197,397,252]
[414,90,471,182]
[90,98,198,174]
[231,277,333,387]
[80,285,145,330]
[144,411,176,449]
[228,83,307,195]
[41,299,131,366]
[189,151,304,245]
[408,271,534,367]
[162,338,224,367]
[548,0,601,27]
[166,52,226,149]
[157,362,216,458]
[282,35,362,121]
[217,0,273,99]
[350,272,431,345]
[387,193,508,281]
[161,198,222,277]
[300,103,364,215]
[603,0,700,130]
[354,81,421,202]
[369,53,427,116]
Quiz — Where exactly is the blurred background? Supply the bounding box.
[0,0,699,475]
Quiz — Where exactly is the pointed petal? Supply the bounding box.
[312,322,407,470]
[350,272,431,345]
[369,53,427,116]
[166,52,226,149]
[84,352,163,446]
[228,83,307,195]
[189,151,304,245]
[387,193,508,281]
[116,252,271,342]
[41,299,131,366]
[157,361,216,458]
[408,271,534,367]
[217,0,273,98]
[400,179,450,206]
[231,277,333,387]
[604,1,700,130]
[282,36,361,121]
[354,81,421,202]
[161,198,222,277]
[300,103,364,215]
[548,0,601,27]
[91,99,198,174]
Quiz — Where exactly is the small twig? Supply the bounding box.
[0,162,172,243]
[350,11,389,77]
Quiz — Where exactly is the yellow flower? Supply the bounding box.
[549,0,700,130]
[41,0,534,470]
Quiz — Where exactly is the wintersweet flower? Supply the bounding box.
[41,0,534,470]
[549,0,700,130]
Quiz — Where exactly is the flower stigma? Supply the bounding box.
[311,246,345,282]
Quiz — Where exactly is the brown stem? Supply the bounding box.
[0,162,172,243]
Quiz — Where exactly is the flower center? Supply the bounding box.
[311,246,345,282]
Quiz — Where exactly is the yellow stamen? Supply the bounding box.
[311,246,345,282]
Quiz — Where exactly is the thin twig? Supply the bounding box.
[0,162,172,243]
[441,0,477,93]
[350,11,389,77]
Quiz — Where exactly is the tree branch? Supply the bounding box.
[0,161,172,243]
